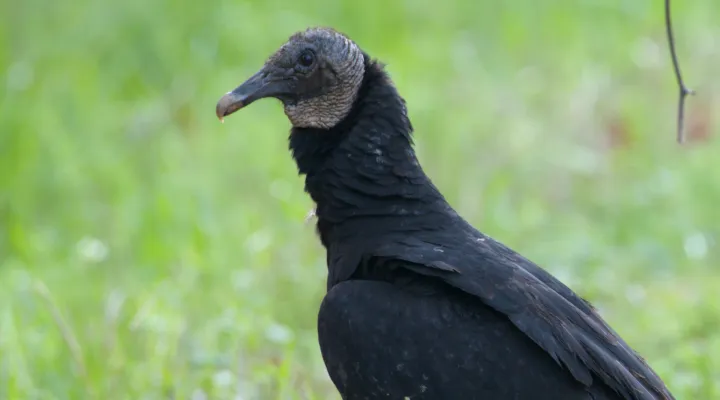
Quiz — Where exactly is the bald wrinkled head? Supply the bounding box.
[216,27,365,129]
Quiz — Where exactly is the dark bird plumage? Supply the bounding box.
[217,27,674,400]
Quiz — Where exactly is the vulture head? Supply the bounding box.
[216,27,365,129]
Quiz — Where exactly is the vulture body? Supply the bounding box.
[216,27,674,400]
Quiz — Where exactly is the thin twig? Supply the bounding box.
[665,0,695,143]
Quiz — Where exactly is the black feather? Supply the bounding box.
[287,53,673,400]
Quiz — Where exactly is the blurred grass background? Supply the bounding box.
[1,0,719,398]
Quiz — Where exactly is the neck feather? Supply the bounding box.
[288,55,453,244]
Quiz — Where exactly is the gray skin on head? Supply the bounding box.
[217,27,365,129]
[275,28,365,128]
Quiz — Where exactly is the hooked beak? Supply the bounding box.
[216,68,292,121]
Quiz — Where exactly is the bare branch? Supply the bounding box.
[665,0,695,143]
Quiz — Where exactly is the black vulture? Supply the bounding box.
[216,27,674,400]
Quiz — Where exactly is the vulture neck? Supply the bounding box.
[289,55,454,244]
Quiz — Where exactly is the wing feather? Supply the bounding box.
[368,234,673,400]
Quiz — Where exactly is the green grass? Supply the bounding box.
[1,0,719,398]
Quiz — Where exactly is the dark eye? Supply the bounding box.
[298,51,315,67]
